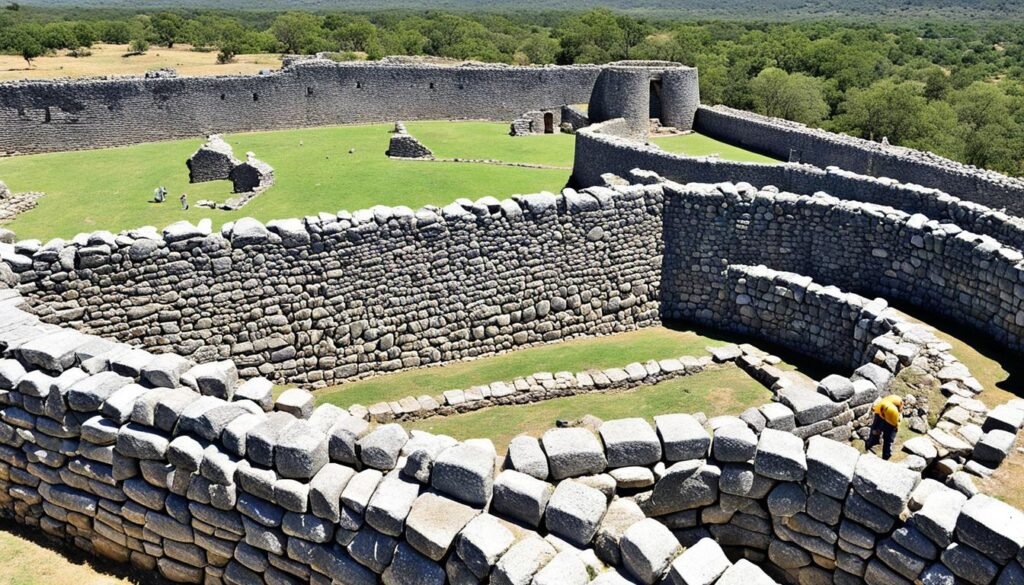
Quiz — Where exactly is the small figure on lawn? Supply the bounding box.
[865,394,903,460]
[153,186,167,203]
[180,193,189,210]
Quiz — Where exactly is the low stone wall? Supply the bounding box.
[387,123,434,158]
[4,187,665,387]
[362,351,715,424]
[694,105,1024,216]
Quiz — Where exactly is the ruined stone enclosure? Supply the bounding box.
[1,57,1024,585]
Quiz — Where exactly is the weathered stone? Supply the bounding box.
[642,461,720,516]
[275,420,329,480]
[431,442,495,507]
[806,436,860,499]
[456,514,515,579]
[541,428,607,480]
[359,424,409,471]
[182,361,238,401]
[669,538,732,585]
[956,494,1024,565]
[490,536,556,585]
[712,422,758,463]
[620,518,681,584]
[544,479,607,547]
[507,435,549,480]
[655,413,711,461]
[599,418,661,467]
[754,428,806,481]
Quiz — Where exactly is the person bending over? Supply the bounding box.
[865,394,903,460]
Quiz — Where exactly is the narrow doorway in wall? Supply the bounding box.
[650,79,663,124]
[544,112,554,134]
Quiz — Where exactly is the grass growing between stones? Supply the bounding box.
[650,133,781,164]
[0,122,572,240]
[406,365,770,451]
[313,325,736,408]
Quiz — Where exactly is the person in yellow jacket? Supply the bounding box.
[865,395,903,460]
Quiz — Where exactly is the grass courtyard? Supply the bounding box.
[409,366,771,450]
[313,325,738,408]
[650,132,780,164]
[1,122,771,241]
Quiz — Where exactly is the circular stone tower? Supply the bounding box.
[587,61,700,141]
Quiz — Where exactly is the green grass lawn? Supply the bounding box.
[406,121,575,167]
[314,325,735,408]
[1,123,773,241]
[0,122,572,240]
[408,366,770,450]
[651,133,780,164]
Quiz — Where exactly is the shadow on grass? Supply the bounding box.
[0,517,169,585]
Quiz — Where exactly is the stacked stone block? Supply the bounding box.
[387,122,433,158]
[1,253,1024,584]
[4,186,665,387]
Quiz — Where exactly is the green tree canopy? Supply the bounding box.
[749,67,830,124]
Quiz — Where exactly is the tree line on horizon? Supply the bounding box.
[1,5,1023,175]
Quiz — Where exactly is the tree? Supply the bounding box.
[834,80,929,144]
[20,37,43,67]
[950,82,1020,171]
[271,12,325,55]
[749,67,829,124]
[128,37,150,55]
[556,9,627,64]
[151,12,184,48]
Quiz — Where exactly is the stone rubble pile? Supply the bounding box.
[185,137,275,211]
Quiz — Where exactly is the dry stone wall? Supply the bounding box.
[6,188,664,386]
[659,181,1024,353]
[0,59,603,155]
[694,106,1024,216]
[1,267,1023,585]
[574,120,1024,247]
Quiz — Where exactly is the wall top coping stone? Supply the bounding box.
[0,57,614,89]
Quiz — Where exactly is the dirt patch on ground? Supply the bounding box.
[0,44,281,81]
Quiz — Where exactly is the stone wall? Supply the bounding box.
[0,59,603,155]
[1,271,1022,585]
[573,120,1024,252]
[5,188,664,387]
[659,181,1024,353]
[694,105,1024,216]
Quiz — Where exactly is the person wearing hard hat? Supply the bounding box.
[865,394,903,460]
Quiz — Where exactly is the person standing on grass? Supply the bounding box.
[865,394,903,460]
[180,193,189,210]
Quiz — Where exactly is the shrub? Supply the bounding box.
[128,38,150,55]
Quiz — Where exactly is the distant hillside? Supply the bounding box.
[18,0,1024,20]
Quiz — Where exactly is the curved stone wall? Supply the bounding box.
[5,191,664,386]
[0,60,603,154]
[6,178,1024,388]
[660,181,1024,352]
[694,105,1024,216]
[573,120,1024,252]
[0,263,1021,585]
